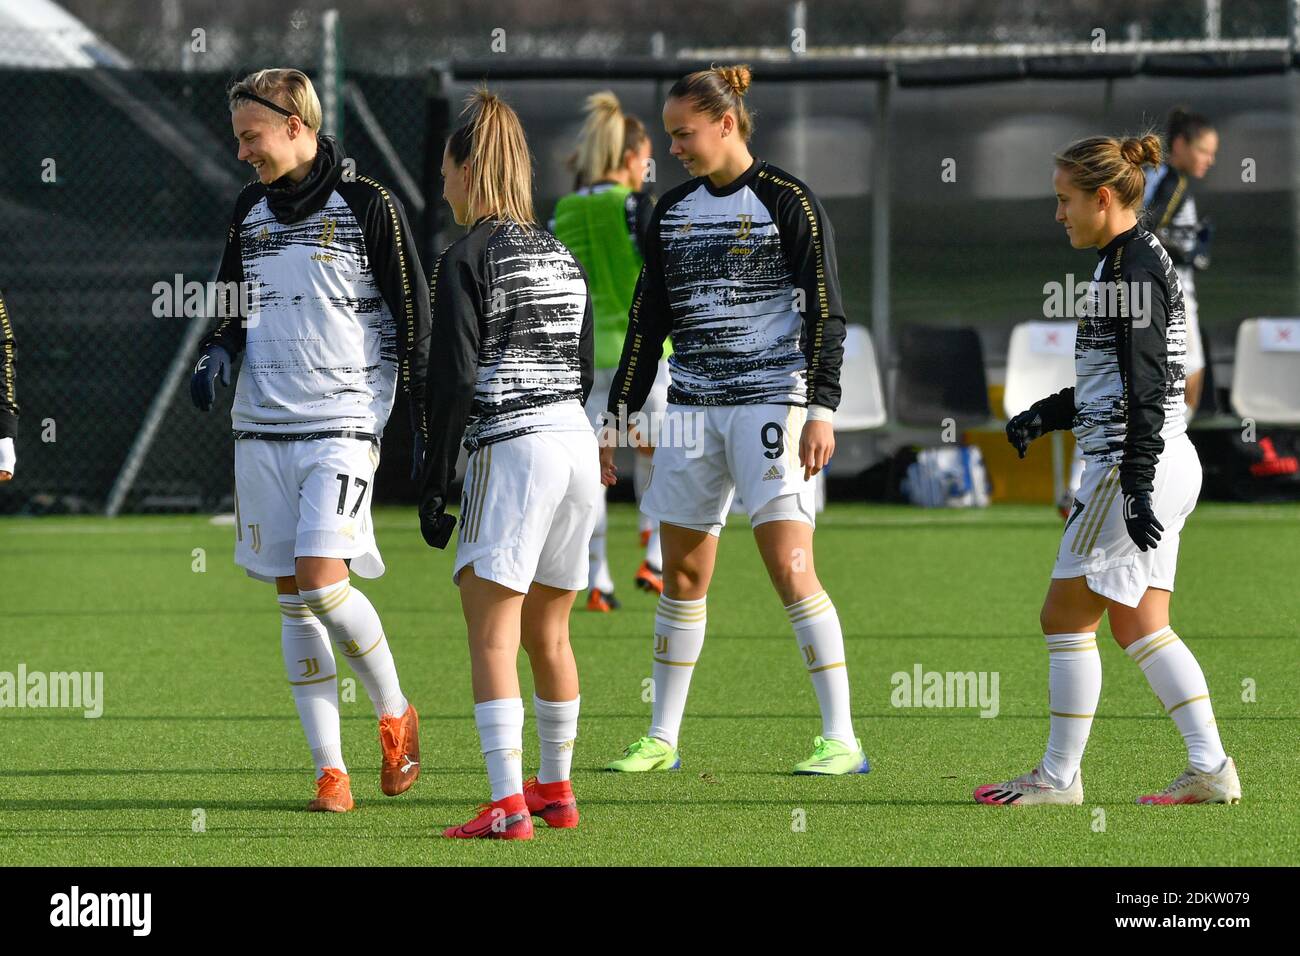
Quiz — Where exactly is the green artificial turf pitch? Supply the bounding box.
[1,503,1297,866]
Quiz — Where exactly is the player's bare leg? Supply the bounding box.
[521,582,581,826]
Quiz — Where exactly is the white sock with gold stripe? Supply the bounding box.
[279,595,345,777]
[476,698,525,801]
[647,595,707,749]
[1125,628,1227,773]
[534,694,579,784]
[299,579,407,720]
[786,591,855,746]
[1040,632,1100,789]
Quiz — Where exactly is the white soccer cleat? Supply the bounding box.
[1136,756,1241,805]
[973,767,1083,805]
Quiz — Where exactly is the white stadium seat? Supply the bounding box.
[1003,320,1076,418]
[835,324,887,431]
[1230,319,1300,425]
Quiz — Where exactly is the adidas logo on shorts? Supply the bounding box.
[762,465,782,481]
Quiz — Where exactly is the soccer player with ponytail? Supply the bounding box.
[981,134,1240,806]
[602,65,868,776]
[551,91,670,610]
[422,89,599,839]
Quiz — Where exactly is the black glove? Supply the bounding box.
[419,499,456,549]
[410,431,426,482]
[1192,218,1213,271]
[1005,409,1044,459]
[1122,492,1164,552]
[190,345,232,412]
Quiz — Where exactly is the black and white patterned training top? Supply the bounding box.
[199,136,431,440]
[422,217,594,512]
[1031,223,1187,497]
[608,158,846,416]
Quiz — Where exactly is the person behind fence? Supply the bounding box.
[189,67,430,814]
[1145,106,1216,420]
[550,90,670,612]
[0,291,16,483]
[600,65,869,777]
[419,88,599,840]
[983,133,1239,807]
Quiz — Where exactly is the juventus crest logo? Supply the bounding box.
[655,634,668,655]
[735,214,753,240]
[802,644,816,666]
[318,217,336,247]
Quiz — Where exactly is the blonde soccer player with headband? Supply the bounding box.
[191,69,429,813]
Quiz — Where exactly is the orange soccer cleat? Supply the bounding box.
[523,776,579,829]
[634,561,663,594]
[586,588,621,612]
[307,767,354,812]
[379,703,421,796]
[442,793,533,840]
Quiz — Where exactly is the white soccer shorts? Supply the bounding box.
[233,436,384,583]
[1052,433,1201,607]
[452,429,601,593]
[639,403,816,536]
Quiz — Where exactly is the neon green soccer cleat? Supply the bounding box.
[605,736,681,772]
[792,735,871,775]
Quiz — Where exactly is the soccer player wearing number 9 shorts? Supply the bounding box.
[421,90,600,840]
[982,133,1239,807]
[191,70,429,812]
[599,65,869,776]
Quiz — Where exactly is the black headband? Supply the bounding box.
[236,91,296,119]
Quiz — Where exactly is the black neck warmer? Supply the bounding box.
[264,134,345,224]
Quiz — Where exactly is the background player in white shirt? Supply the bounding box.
[0,291,16,482]
[421,89,599,840]
[983,133,1239,807]
[600,66,870,776]
[1145,106,1217,419]
[191,69,428,813]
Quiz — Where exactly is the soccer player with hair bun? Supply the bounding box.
[191,68,429,814]
[601,65,869,776]
[981,133,1240,807]
[422,88,599,840]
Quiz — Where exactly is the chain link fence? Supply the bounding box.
[2,2,1299,514]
